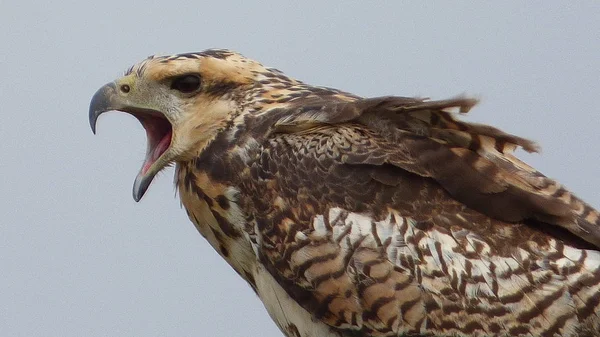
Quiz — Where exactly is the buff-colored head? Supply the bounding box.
[89,49,266,201]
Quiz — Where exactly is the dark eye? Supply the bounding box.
[171,74,201,93]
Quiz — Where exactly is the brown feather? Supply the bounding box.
[97,50,600,337]
[269,95,600,248]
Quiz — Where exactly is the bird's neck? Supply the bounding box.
[175,149,259,290]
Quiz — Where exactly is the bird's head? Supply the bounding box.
[89,49,266,201]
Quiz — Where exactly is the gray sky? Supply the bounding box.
[1,2,599,336]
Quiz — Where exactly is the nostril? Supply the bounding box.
[120,84,130,93]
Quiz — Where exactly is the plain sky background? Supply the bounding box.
[1,2,599,336]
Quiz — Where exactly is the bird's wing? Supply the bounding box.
[244,96,600,336]
[268,96,600,248]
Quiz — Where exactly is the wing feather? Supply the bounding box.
[240,94,600,336]
[268,95,600,248]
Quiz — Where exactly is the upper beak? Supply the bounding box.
[89,82,120,134]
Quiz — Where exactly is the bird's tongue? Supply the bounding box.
[141,128,172,175]
[132,115,173,202]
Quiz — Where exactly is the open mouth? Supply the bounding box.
[135,113,173,175]
[89,82,175,201]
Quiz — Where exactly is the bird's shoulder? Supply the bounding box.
[236,93,600,248]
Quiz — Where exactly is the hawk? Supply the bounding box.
[89,49,600,337]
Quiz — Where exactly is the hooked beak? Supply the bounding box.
[89,82,173,202]
[89,82,118,134]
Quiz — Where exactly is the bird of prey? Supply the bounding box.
[89,49,600,337]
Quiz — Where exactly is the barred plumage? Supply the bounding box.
[90,49,600,336]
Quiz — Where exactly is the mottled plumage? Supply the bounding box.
[90,49,600,337]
